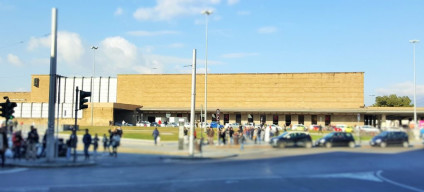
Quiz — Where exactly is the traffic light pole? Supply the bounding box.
[75,87,79,131]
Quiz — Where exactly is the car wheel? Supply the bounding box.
[348,141,355,148]
[278,142,285,148]
[305,142,312,149]
[325,142,332,148]
[380,142,387,148]
[402,141,409,148]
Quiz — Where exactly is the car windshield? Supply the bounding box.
[324,132,335,138]
[377,131,389,137]
[278,132,289,137]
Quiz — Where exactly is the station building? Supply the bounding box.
[1,72,423,128]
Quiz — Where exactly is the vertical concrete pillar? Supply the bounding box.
[381,114,386,128]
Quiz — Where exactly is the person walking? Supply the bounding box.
[207,127,214,145]
[152,128,160,145]
[102,134,108,153]
[111,133,120,157]
[92,134,99,160]
[83,129,92,160]
[0,126,9,167]
[12,130,23,160]
[238,127,245,151]
[69,129,78,161]
[229,127,234,145]
[26,126,39,160]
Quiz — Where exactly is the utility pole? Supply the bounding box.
[46,8,58,162]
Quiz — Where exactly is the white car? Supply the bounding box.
[357,125,380,133]
[292,124,306,131]
[336,124,347,132]
[269,124,283,133]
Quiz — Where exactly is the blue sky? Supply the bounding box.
[0,0,423,106]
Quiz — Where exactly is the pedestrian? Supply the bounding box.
[116,126,123,137]
[253,128,258,144]
[183,128,188,145]
[0,125,9,167]
[319,124,323,133]
[111,133,120,157]
[39,130,47,158]
[92,133,99,159]
[102,134,108,153]
[69,129,78,161]
[83,129,92,160]
[152,128,160,145]
[207,127,214,145]
[26,126,39,160]
[12,130,23,160]
[238,127,245,150]
[229,127,234,145]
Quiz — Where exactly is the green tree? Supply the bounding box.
[373,94,413,107]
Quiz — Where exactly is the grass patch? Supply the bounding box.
[61,126,210,141]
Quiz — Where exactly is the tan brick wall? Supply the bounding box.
[117,72,364,110]
[0,92,31,102]
[30,75,50,103]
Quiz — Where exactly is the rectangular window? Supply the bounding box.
[260,114,266,125]
[177,113,182,117]
[273,115,278,125]
[224,114,229,124]
[298,115,304,125]
[248,114,253,123]
[311,115,317,125]
[285,115,291,126]
[325,115,331,126]
[236,114,241,124]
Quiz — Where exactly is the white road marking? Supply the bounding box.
[307,171,383,182]
[376,170,424,192]
[0,168,28,175]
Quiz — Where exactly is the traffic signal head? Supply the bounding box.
[7,102,17,119]
[0,102,6,118]
[79,90,91,110]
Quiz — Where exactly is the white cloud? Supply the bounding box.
[114,7,123,16]
[133,0,219,21]
[169,43,184,48]
[258,26,277,34]
[227,0,239,5]
[237,10,250,15]
[127,30,179,36]
[221,52,259,59]
[27,31,85,64]
[99,36,138,71]
[376,81,424,97]
[7,54,23,66]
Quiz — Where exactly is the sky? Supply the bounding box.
[0,0,423,106]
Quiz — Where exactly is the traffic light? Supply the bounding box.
[79,90,91,110]
[7,102,17,119]
[0,102,6,118]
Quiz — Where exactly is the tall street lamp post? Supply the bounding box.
[409,39,419,139]
[202,10,212,130]
[91,46,98,126]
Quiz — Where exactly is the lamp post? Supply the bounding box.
[91,46,98,126]
[409,40,419,138]
[202,10,213,130]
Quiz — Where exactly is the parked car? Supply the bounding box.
[357,125,380,133]
[136,121,151,127]
[166,122,179,127]
[150,122,160,127]
[369,131,409,148]
[315,132,356,148]
[210,121,224,128]
[269,124,283,133]
[309,125,320,131]
[270,131,313,148]
[291,124,307,131]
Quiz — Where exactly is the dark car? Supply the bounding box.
[270,131,313,148]
[315,132,355,148]
[370,131,409,148]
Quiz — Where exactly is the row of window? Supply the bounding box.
[174,113,332,126]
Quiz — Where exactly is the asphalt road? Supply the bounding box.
[1,147,423,192]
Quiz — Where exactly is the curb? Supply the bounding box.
[6,160,97,168]
[159,154,238,160]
